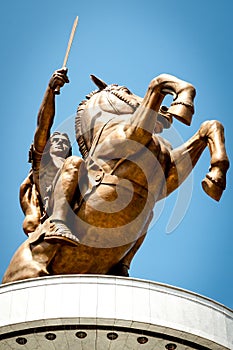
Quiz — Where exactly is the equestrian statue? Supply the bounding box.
[2,67,229,283]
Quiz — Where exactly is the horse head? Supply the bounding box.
[75,75,173,159]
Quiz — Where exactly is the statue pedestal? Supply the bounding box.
[0,275,232,349]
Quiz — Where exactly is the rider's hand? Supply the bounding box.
[49,67,70,91]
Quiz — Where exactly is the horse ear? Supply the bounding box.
[90,75,108,90]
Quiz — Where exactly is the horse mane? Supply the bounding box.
[75,89,100,159]
[75,84,140,159]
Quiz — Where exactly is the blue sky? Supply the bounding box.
[0,1,232,308]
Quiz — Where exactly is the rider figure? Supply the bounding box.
[18,68,137,276]
[20,68,85,245]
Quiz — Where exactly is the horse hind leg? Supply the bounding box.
[200,120,230,201]
[2,238,59,283]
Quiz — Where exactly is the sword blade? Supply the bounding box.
[62,16,79,67]
[55,16,79,95]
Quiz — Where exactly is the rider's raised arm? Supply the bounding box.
[33,68,69,166]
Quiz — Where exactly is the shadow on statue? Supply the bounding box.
[2,68,229,283]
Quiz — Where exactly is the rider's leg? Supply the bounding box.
[47,156,87,243]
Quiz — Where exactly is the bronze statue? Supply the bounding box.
[2,68,229,283]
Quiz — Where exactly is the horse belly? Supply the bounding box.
[50,243,132,275]
[73,184,152,249]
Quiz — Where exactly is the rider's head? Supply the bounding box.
[49,132,72,158]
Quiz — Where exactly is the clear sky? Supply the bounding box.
[0,1,232,309]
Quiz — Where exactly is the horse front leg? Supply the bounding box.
[200,120,229,201]
[165,120,229,201]
[127,74,196,145]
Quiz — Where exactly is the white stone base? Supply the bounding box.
[0,275,232,349]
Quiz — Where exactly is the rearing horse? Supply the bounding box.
[2,71,229,283]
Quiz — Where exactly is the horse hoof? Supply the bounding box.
[201,176,224,201]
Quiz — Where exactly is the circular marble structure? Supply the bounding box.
[0,275,232,349]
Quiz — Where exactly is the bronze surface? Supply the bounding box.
[2,69,229,283]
